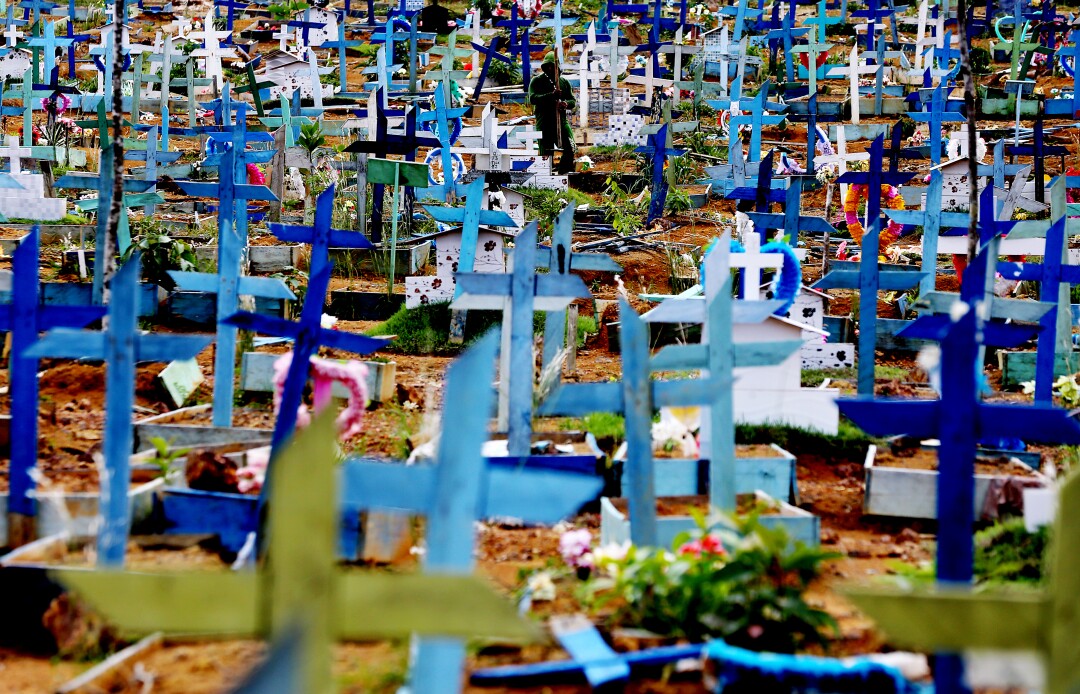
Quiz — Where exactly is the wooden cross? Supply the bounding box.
[124,125,181,214]
[839,271,1080,694]
[423,28,471,105]
[745,175,838,246]
[0,135,32,175]
[658,28,701,106]
[538,205,621,370]
[637,123,686,225]
[271,184,375,278]
[908,84,965,164]
[813,135,923,395]
[535,0,577,65]
[26,18,71,84]
[452,222,590,456]
[726,79,787,162]
[719,0,763,42]
[725,150,788,212]
[469,35,513,100]
[644,232,802,510]
[232,55,277,117]
[765,3,810,86]
[540,295,733,545]
[846,467,1080,694]
[53,408,540,694]
[1005,113,1068,203]
[342,331,601,692]
[222,260,391,460]
[416,85,470,202]
[318,12,367,95]
[366,157,431,294]
[0,228,105,546]
[25,256,211,565]
[850,0,902,52]
[170,144,291,428]
[992,0,1043,79]
[496,4,534,82]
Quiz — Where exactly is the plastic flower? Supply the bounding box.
[678,532,726,557]
[559,528,593,569]
[527,571,557,602]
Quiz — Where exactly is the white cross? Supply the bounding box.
[824,45,878,124]
[3,135,33,175]
[273,24,293,52]
[660,28,702,106]
[514,127,544,154]
[814,126,869,202]
[730,224,784,299]
[5,23,22,48]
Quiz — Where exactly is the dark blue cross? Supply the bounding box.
[496,4,534,80]
[637,123,686,225]
[25,255,212,565]
[63,19,90,76]
[470,35,512,100]
[1005,114,1068,202]
[725,150,787,212]
[908,85,966,165]
[270,183,374,278]
[840,249,1080,694]
[0,228,104,544]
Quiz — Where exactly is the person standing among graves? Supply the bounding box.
[418,0,457,35]
[529,52,577,174]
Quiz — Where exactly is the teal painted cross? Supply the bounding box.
[25,255,212,565]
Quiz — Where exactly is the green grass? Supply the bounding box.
[736,420,879,461]
[365,302,544,355]
[558,412,626,444]
[577,315,597,347]
[801,365,910,388]
[5,213,91,225]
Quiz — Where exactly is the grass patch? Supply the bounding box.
[513,186,594,238]
[736,420,879,461]
[801,365,910,388]
[577,315,597,347]
[365,302,544,355]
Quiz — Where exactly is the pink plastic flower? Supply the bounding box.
[677,532,726,557]
[559,528,594,569]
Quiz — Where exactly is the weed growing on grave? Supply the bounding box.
[601,176,646,236]
[736,419,878,461]
[577,514,840,649]
[122,222,198,291]
[666,185,694,213]
[513,186,592,238]
[365,302,544,354]
[145,437,190,480]
[488,58,522,87]
[576,315,597,347]
[270,266,309,308]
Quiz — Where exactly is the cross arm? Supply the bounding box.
[23,328,105,359]
[837,171,915,187]
[135,334,213,362]
[268,224,376,250]
[169,271,298,300]
[340,459,603,524]
[653,376,732,407]
[539,382,624,417]
[745,212,836,234]
[651,340,804,371]
[51,570,260,634]
[38,305,108,330]
[898,314,1040,348]
[845,587,1046,653]
[423,205,517,229]
[814,268,927,291]
[838,397,941,438]
[535,248,622,273]
[316,327,391,355]
[177,180,279,202]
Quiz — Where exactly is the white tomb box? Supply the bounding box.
[404,227,514,308]
[760,285,855,370]
[732,315,841,433]
[304,9,339,47]
[483,186,526,227]
[932,157,986,211]
[0,136,65,221]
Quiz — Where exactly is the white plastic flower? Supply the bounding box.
[527,571,557,602]
[321,313,338,329]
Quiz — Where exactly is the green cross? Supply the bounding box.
[847,470,1080,694]
[53,411,538,694]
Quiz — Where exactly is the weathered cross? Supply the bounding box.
[26,256,212,565]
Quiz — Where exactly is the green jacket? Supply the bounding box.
[528,71,576,137]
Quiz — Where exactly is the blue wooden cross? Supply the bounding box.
[416,86,470,202]
[452,222,590,457]
[813,135,923,395]
[341,331,602,693]
[497,4,534,83]
[643,232,802,511]
[1005,114,1068,203]
[540,295,732,546]
[725,79,787,163]
[724,150,787,212]
[421,175,518,295]
[271,184,375,279]
[839,262,1080,694]
[319,10,365,96]
[26,18,72,84]
[124,125,181,214]
[169,144,292,428]
[996,185,1079,403]
[637,123,686,225]
[992,0,1042,79]
[535,0,577,64]
[25,255,212,565]
[766,3,809,86]
[470,35,513,99]
[539,205,621,371]
[702,139,784,198]
[393,13,435,93]
[745,175,837,245]
[222,262,391,462]
[0,228,105,545]
[908,84,966,165]
[719,0,763,42]
[63,19,90,76]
